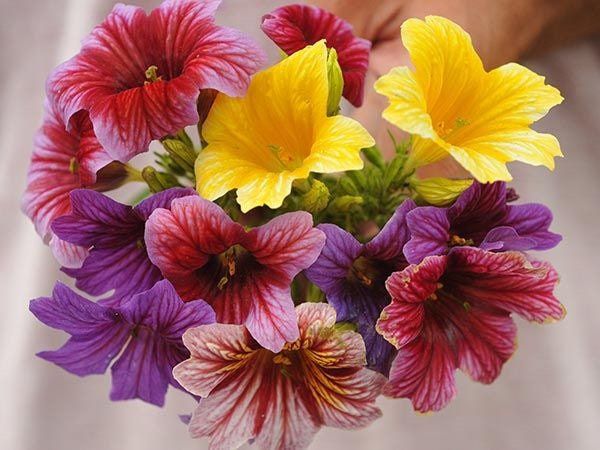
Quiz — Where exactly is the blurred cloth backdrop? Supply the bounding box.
[1,1,599,449]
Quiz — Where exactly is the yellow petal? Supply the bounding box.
[446,145,513,183]
[305,115,373,173]
[401,16,485,121]
[374,67,435,139]
[411,177,473,206]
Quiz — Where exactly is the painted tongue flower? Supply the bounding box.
[404,181,562,264]
[47,0,266,162]
[30,280,215,407]
[195,41,374,213]
[145,196,325,352]
[52,188,196,306]
[22,102,126,268]
[173,303,385,450]
[376,247,565,412]
[305,200,415,375]
[374,16,563,182]
[261,4,371,107]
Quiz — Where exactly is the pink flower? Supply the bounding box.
[376,247,565,412]
[261,4,371,107]
[22,102,126,267]
[174,303,386,450]
[144,196,325,352]
[47,0,266,162]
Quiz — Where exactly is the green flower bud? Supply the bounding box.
[142,166,181,193]
[161,138,197,173]
[326,48,344,116]
[330,195,364,212]
[362,146,385,169]
[411,177,473,205]
[299,179,330,213]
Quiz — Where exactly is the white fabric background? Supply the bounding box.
[1,1,599,449]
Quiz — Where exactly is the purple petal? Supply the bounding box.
[365,199,415,261]
[502,203,562,250]
[52,190,138,248]
[305,224,362,299]
[134,187,197,220]
[481,226,538,252]
[112,280,215,406]
[403,206,450,264]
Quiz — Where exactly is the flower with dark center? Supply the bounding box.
[145,195,326,352]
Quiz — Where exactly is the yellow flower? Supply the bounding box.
[374,16,563,183]
[410,177,473,206]
[196,41,374,212]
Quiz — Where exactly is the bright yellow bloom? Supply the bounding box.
[410,177,473,206]
[196,41,374,212]
[374,16,563,183]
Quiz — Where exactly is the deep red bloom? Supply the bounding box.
[22,102,125,267]
[261,4,371,107]
[47,0,266,162]
[376,247,565,412]
[145,196,325,352]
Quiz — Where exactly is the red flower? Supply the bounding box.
[22,102,126,267]
[376,247,565,412]
[47,0,266,162]
[174,303,385,450]
[261,4,371,107]
[145,196,325,352]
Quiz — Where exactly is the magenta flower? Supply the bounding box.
[47,0,266,162]
[30,280,215,407]
[52,188,196,306]
[305,200,415,375]
[376,247,565,412]
[22,102,125,267]
[174,303,385,450]
[145,196,326,352]
[404,181,562,264]
[261,4,371,107]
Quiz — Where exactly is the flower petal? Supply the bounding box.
[111,280,215,406]
[261,4,371,106]
[365,199,415,261]
[403,206,450,264]
[49,235,89,269]
[447,247,565,323]
[384,318,457,413]
[501,202,562,250]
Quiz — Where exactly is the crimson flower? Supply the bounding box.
[376,247,565,412]
[22,102,126,267]
[261,4,371,107]
[174,303,385,450]
[145,196,325,352]
[47,0,266,162]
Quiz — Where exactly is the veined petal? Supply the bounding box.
[404,206,450,264]
[384,319,457,413]
[447,247,565,323]
[49,235,88,269]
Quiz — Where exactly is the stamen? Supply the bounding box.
[268,144,296,169]
[69,157,79,174]
[227,253,236,277]
[144,65,161,84]
[449,235,474,247]
[352,268,372,286]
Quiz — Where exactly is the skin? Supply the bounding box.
[310,0,600,168]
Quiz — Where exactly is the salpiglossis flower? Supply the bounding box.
[376,248,565,412]
[375,16,563,182]
[195,41,375,213]
[47,0,266,162]
[22,102,126,267]
[30,280,215,407]
[174,303,385,450]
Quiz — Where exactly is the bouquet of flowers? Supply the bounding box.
[23,1,566,449]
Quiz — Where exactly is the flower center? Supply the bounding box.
[144,65,163,84]
[435,117,470,140]
[203,245,258,291]
[448,234,475,247]
[268,144,302,171]
[347,256,393,288]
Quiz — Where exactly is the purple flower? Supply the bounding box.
[52,188,196,306]
[404,181,562,264]
[29,280,215,407]
[305,200,415,375]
